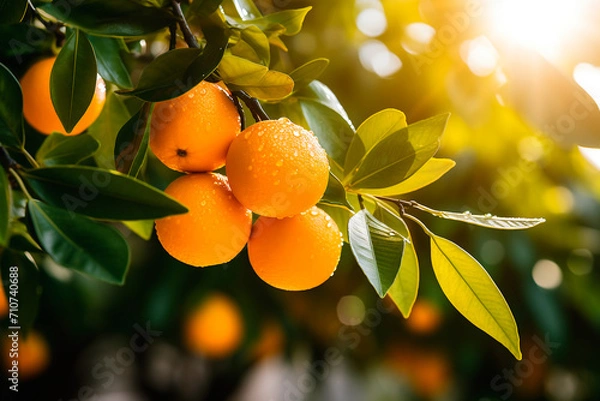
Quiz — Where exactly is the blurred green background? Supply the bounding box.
[2,0,600,400]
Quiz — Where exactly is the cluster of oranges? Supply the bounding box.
[19,57,343,291]
[150,80,343,291]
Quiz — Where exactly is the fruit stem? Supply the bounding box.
[168,23,178,50]
[171,0,200,49]
[26,0,66,47]
[232,90,270,122]
[8,168,34,201]
[231,95,246,130]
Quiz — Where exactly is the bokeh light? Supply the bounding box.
[532,259,563,289]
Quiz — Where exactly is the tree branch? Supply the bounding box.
[171,0,200,49]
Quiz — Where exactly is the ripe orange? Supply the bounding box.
[155,173,252,267]
[20,57,106,135]
[405,299,443,334]
[2,331,50,379]
[248,206,342,291]
[149,80,241,172]
[226,118,330,218]
[184,293,244,358]
[0,281,7,316]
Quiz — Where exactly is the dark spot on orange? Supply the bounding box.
[177,149,188,157]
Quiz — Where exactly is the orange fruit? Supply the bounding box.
[0,281,7,316]
[184,293,244,358]
[20,57,106,135]
[149,80,241,172]
[226,118,330,218]
[2,331,50,379]
[248,206,342,290]
[155,173,252,267]
[405,299,443,334]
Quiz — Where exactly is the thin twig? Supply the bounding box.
[232,90,270,122]
[168,23,178,50]
[171,0,200,48]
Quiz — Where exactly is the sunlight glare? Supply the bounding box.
[489,0,587,59]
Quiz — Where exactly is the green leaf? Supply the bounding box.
[374,202,419,318]
[296,80,353,129]
[348,209,406,297]
[299,99,355,176]
[36,133,100,167]
[87,92,139,169]
[321,172,351,209]
[21,166,188,220]
[1,250,42,335]
[238,7,311,36]
[88,35,133,89]
[0,0,28,24]
[220,54,294,101]
[123,219,154,240]
[346,113,450,190]
[418,207,546,230]
[318,204,352,243]
[428,231,521,359]
[51,30,98,133]
[290,58,329,91]
[27,200,130,285]
[0,24,54,62]
[344,109,407,176]
[231,0,263,20]
[364,158,456,196]
[187,0,224,19]
[0,63,24,148]
[0,169,10,246]
[121,23,228,102]
[114,103,153,176]
[7,221,42,253]
[229,26,271,65]
[39,0,176,37]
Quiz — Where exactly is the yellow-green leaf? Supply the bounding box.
[429,234,521,359]
[365,158,455,196]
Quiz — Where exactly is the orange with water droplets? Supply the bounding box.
[150,80,241,172]
[226,118,330,218]
[155,173,252,267]
[184,293,244,358]
[248,206,342,290]
[20,57,106,135]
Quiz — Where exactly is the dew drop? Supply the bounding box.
[309,151,315,157]
[484,213,493,219]
[200,200,207,206]
[293,131,300,137]
[293,150,299,157]
[310,209,319,216]
[258,144,264,151]
[273,180,280,186]
[276,160,283,167]
[257,130,264,137]
[248,166,253,171]
[463,211,472,216]
[326,222,332,228]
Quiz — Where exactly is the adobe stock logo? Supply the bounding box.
[487,334,560,400]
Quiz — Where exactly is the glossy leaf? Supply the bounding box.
[88,35,133,89]
[51,30,97,133]
[123,219,154,241]
[0,169,10,246]
[27,200,130,285]
[418,207,546,230]
[320,172,351,209]
[296,81,354,129]
[7,221,41,253]
[374,202,419,318]
[429,231,521,359]
[36,133,100,167]
[348,209,406,297]
[231,0,263,20]
[364,158,456,196]
[318,204,352,243]
[220,55,294,101]
[0,63,24,148]
[87,92,139,169]
[187,0,224,19]
[114,103,153,177]
[1,250,42,335]
[0,0,28,24]
[300,99,355,176]
[21,166,188,220]
[344,109,407,176]
[39,0,176,37]
[290,58,329,91]
[241,7,311,36]
[230,26,271,65]
[346,113,450,190]
[122,24,228,102]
